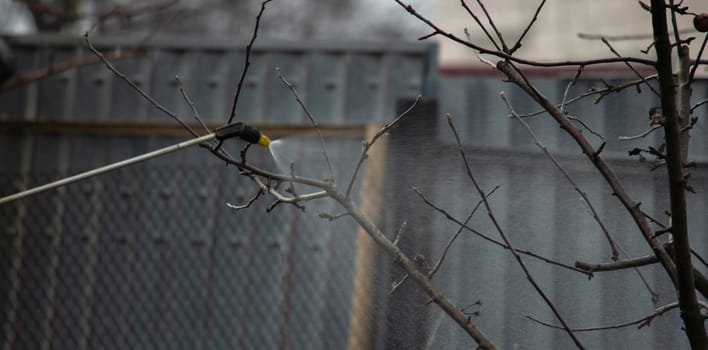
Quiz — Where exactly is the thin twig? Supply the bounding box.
[578,28,696,41]
[526,302,693,332]
[250,176,328,208]
[668,0,682,48]
[330,187,497,348]
[510,0,547,53]
[389,274,409,295]
[395,0,656,67]
[414,188,592,277]
[428,185,500,279]
[176,76,211,135]
[226,188,263,210]
[392,220,407,247]
[502,93,619,260]
[474,0,509,52]
[318,212,352,221]
[226,0,271,126]
[518,75,659,118]
[505,89,660,298]
[445,115,585,349]
[496,60,679,291]
[619,125,662,140]
[560,66,583,114]
[277,69,336,181]
[566,116,605,140]
[689,34,708,83]
[691,97,708,112]
[460,0,501,51]
[345,96,422,198]
[643,210,668,228]
[692,249,708,270]
[600,38,660,97]
[575,255,658,272]
[84,33,198,138]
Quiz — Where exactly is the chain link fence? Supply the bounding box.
[0,135,385,350]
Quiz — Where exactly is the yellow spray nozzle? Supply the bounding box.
[258,134,271,147]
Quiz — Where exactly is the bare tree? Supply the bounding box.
[21,0,707,349]
[391,0,708,349]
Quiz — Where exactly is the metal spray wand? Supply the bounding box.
[0,122,271,205]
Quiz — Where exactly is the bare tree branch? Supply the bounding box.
[518,75,659,119]
[502,92,619,260]
[600,37,660,97]
[619,125,662,140]
[176,76,211,135]
[226,188,264,210]
[689,34,708,83]
[445,115,585,349]
[578,28,697,41]
[85,33,199,138]
[395,0,657,68]
[389,274,409,295]
[392,220,407,247]
[575,255,658,272]
[526,301,708,332]
[414,188,591,277]
[496,60,679,284]
[329,189,498,349]
[510,0,547,53]
[225,0,271,126]
[472,0,509,52]
[277,69,336,181]
[345,96,421,198]
[428,185,500,279]
[460,0,501,51]
[560,66,583,114]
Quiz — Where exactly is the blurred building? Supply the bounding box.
[435,0,704,69]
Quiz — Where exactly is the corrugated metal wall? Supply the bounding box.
[0,35,430,350]
[1,33,707,349]
[373,76,708,349]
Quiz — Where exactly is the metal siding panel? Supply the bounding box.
[266,52,307,123]
[601,79,661,154]
[73,55,106,121]
[305,52,346,123]
[186,51,233,123]
[509,78,561,149]
[107,55,150,121]
[0,46,34,119]
[148,50,186,121]
[210,172,256,349]
[388,54,424,106]
[35,48,73,120]
[245,208,288,349]
[559,79,607,152]
[436,76,468,141]
[233,51,267,123]
[345,53,383,122]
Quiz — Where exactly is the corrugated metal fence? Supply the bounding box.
[1,34,708,349]
[0,35,429,350]
[375,77,708,349]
